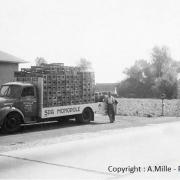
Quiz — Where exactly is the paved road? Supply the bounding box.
[0,115,179,152]
[0,119,180,179]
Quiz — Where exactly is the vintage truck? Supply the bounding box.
[0,64,105,133]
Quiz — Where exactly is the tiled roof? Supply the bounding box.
[0,50,27,63]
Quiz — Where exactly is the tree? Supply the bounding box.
[124,59,151,83]
[151,46,172,78]
[117,46,180,99]
[77,58,92,71]
[151,64,178,98]
[119,59,154,98]
[150,46,180,98]
[35,57,47,66]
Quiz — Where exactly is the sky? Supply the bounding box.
[0,0,180,83]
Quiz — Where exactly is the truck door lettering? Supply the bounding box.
[23,102,33,112]
[57,106,80,115]
[44,109,54,117]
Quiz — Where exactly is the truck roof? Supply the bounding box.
[2,82,33,87]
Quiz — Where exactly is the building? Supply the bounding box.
[0,50,26,86]
[95,83,118,95]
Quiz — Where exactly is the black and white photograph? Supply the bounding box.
[1,0,180,179]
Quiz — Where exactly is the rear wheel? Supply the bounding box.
[75,108,94,123]
[2,113,22,133]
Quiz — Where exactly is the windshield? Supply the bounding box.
[0,85,21,98]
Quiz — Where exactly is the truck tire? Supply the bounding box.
[1,113,22,134]
[76,107,94,123]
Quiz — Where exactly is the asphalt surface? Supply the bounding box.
[1,118,180,179]
[0,114,179,153]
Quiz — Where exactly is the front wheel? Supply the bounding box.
[2,113,22,133]
[75,108,94,123]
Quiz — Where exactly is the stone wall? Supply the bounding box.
[116,98,180,117]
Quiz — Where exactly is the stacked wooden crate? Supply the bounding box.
[14,63,95,107]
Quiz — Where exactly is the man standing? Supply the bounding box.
[104,92,118,123]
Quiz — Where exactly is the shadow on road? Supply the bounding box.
[0,120,80,136]
[2,116,177,137]
[0,119,108,136]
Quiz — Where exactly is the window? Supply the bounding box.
[0,85,21,98]
[21,87,34,97]
[0,86,9,96]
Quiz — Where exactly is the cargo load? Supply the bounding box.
[14,63,95,107]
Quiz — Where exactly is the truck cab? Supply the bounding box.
[0,82,38,133]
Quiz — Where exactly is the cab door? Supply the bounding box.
[20,86,38,118]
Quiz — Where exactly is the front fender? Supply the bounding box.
[0,107,24,126]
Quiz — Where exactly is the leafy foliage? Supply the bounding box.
[117,46,180,99]
[77,58,92,71]
[35,57,47,66]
